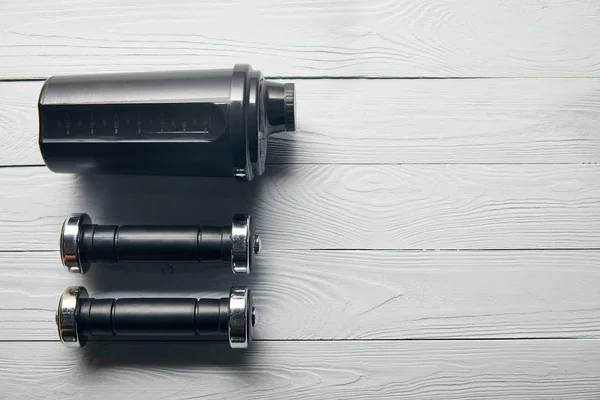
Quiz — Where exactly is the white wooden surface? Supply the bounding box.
[1,0,600,78]
[1,0,599,398]
[1,341,599,399]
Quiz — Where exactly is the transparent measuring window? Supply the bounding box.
[40,103,226,139]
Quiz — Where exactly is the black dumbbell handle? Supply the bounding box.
[56,287,254,349]
[61,213,259,274]
[80,225,231,263]
[78,297,230,337]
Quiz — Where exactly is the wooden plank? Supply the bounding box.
[0,341,598,399]
[1,0,600,78]
[0,81,41,166]
[1,250,599,341]
[2,79,600,167]
[0,165,598,251]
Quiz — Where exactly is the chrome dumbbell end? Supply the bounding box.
[231,213,261,275]
[228,287,255,349]
[60,213,260,274]
[55,286,255,349]
[56,286,88,347]
[60,213,91,274]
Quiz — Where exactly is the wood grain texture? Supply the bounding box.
[1,0,600,78]
[1,0,599,397]
[2,79,600,166]
[0,341,599,399]
[0,81,41,166]
[0,165,598,251]
[1,250,600,341]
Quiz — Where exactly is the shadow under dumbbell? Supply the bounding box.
[80,341,253,369]
[76,150,295,228]
[76,170,275,294]
[84,260,265,294]
[79,173,260,226]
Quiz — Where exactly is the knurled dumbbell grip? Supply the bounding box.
[61,213,257,274]
[56,287,254,349]
[80,225,231,263]
[78,297,230,337]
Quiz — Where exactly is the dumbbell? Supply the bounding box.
[56,286,254,348]
[38,64,296,181]
[61,213,259,274]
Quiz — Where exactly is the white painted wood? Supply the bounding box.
[1,0,600,78]
[0,341,599,399]
[0,81,41,166]
[2,79,600,166]
[0,165,598,251]
[2,1,599,396]
[1,250,599,341]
